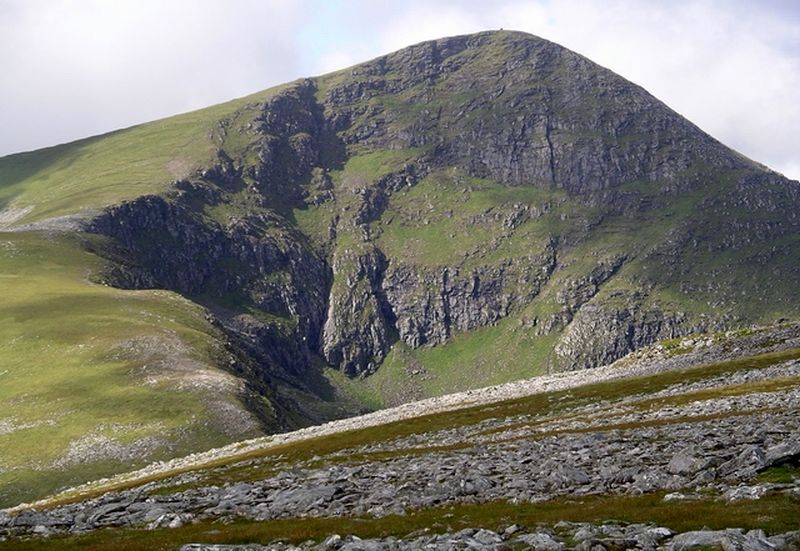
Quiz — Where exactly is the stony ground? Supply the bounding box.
[1,324,800,549]
[178,523,800,551]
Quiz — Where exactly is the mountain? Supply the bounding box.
[1,29,799,507]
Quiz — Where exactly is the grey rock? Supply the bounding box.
[10,511,50,527]
[270,485,339,512]
[668,450,710,475]
[384,246,555,349]
[180,546,272,551]
[765,440,800,467]
[140,505,173,523]
[723,485,769,502]
[31,525,52,536]
[663,492,694,502]
[543,464,591,490]
[647,527,675,540]
[634,526,675,549]
[668,529,779,551]
[339,535,386,551]
[573,526,599,542]
[320,534,343,550]
[322,246,392,376]
[768,531,800,551]
[86,500,132,526]
[515,532,565,550]
[719,445,768,479]
[574,539,608,551]
[553,301,687,371]
[472,528,503,545]
[147,513,191,530]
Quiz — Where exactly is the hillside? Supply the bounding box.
[1,29,799,507]
[1,322,799,549]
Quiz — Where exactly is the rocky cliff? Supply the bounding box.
[82,30,800,409]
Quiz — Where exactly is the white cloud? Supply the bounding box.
[0,0,307,155]
[376,4,485,52]
[313,50,360,75]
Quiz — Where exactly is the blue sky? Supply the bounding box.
[1,0,798,179]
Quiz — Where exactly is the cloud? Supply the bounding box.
[314,50,360,75]
[0,0,307,155]
[376,4,485,52]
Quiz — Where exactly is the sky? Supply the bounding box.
[1,0,798,180]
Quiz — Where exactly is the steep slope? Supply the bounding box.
[1,30,799,506]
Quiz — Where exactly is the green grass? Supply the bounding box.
[321,309,559,406]
[758,465,800,484]
[0,85,288,225]
[413,320,558,396]
[374,171,567,267]
[338,149,423,182]
[0,231,261,508]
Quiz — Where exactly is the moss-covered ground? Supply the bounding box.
[4,345,799,550]
[2,492,797,551]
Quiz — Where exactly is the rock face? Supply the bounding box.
[84,30,800,396]
[552,301,688,371]
[89,195,330,375]
[323,33,742,197]
[322,245,393,375]
[384,243,556,348]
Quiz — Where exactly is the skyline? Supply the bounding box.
[1,0,798,179]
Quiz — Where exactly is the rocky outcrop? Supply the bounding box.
[322,245,393,375]
[246,80,345,201]
[4,327,800,543]
[552,298,689,371]
[87,194,332,405]
[320,31,747,199]
[384,246,556,347]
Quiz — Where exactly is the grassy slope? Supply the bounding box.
[0,85,309,507]
[6,344,798,550]
[0,85,287,225]
[0,232,260,508]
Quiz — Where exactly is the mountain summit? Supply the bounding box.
[1,30,798,506]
